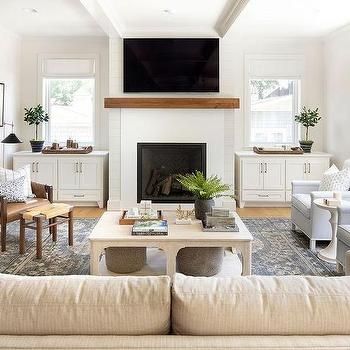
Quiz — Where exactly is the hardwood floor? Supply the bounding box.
[73,206,291,219]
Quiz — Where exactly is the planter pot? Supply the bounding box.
[299,140,314,153]
[194,198,215,221]
[30,140,45,153]
[177,247,224,276]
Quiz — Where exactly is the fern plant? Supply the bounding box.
[177,171,232,200]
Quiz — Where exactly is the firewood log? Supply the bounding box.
[146,169,160,195]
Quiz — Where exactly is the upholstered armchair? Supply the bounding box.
[0,182,53,252]
[337,202,350,275]
[291,180,350,250]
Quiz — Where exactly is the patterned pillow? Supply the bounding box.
[0,165,33,197]
[0,176,27,202]
[319,166,350,191]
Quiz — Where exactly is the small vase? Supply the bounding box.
[299,140,313,153]
[194,198,215,221]
[30,140,45,153]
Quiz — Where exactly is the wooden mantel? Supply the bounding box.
[104,97,240,109]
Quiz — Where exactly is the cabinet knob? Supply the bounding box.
[75,162,79,173]
[80,162,83,173]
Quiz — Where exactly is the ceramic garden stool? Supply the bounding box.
[19,203,74,259]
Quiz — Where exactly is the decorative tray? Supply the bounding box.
[119,210,163,225]
[42,146,93,154]
[253,146,304,155]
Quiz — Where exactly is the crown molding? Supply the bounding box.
[215,0,250,38]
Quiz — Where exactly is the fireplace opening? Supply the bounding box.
[137,143,206,203]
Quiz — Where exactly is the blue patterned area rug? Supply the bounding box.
[0,218,339,276]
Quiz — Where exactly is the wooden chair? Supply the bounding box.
[0,182,53,252]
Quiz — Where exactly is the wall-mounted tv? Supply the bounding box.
[123,38,219,93]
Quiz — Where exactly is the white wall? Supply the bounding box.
[0,26,21,168]
[20,36,109,150]
[107,35,325,207]
[324,26,350,167]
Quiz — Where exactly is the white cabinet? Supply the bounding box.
[13,151,108,208]
[242,158,285,190]
[13,157,57,200]
[236,152,331,208]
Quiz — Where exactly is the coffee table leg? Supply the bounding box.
[35,216,43,259]
[90,243,100,275]
[68,210,73,246]
[19,217,25,254]
[52,217,57,242]
[165,247,178,277]
[241,242,252,276]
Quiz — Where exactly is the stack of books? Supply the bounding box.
[132,220,168,236]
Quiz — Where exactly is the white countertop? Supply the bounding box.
[13,151,109,157]
[235,151,332,158]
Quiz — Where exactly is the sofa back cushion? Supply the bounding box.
[172,274,350,335]
[0,274,171,335]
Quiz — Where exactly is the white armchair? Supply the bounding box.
[337,203,350,275]
[291,180,350,250]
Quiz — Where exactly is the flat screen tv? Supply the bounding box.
[123,38,219,93]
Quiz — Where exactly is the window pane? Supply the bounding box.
[44,78,94,143]
[249,79,297,145]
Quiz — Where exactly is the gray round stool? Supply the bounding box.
[105,247,146,273]
[177,247,224,276]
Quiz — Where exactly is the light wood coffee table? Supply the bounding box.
[89,211,253,277]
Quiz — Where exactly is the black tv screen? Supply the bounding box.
[123,38,219,93]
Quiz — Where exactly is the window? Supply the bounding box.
[43,78,95,143]
[247,79,300,146]
[40,57,97,145]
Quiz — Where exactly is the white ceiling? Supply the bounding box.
[231,0,350,37]
[1,0,350,38]
[96,0,233,37]
[0,0,105,36]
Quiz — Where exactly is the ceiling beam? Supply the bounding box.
[215,0,250,37]
[80,0,124,38]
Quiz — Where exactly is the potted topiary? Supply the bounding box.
[177,171,233,221]
[295,107,321,153]
[24,104,49,152]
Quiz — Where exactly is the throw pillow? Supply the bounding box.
[0,176,27,202]
[319,165,350,191]
[0,165,33,197]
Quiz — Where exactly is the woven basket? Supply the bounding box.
[105,247,146,273]
[177,247,224,276]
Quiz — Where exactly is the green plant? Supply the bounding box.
[295,107,321,141]
[24,104,49,140]
[176,171,232,200]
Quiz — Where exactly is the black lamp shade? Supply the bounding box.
[1,133,22,144]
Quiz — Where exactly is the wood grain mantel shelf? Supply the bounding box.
[104,97,240,109]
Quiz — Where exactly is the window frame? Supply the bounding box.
[245,76,301,147]
[38,54,99,146]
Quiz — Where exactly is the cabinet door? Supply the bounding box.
[79,158,102,189]
[241,159,263,190]
[35,158,57,187]
[13,158,37,181]
[263,158,285,190]
[306,158,329,181]
[285,159,307,190]
[58,158,80,190]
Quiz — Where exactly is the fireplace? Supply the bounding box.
[137,143,206,203]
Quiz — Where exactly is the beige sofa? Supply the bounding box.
[0,273,350,349]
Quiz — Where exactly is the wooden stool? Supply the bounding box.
[19,203,74,259]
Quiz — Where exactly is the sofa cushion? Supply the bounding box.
[0,165,33,197]
[292,194,311,218]
[172,274,350,336]
[338,225,350,246]
[0,274,171,335]
[0,177,26,203]
[6,198,51,222]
